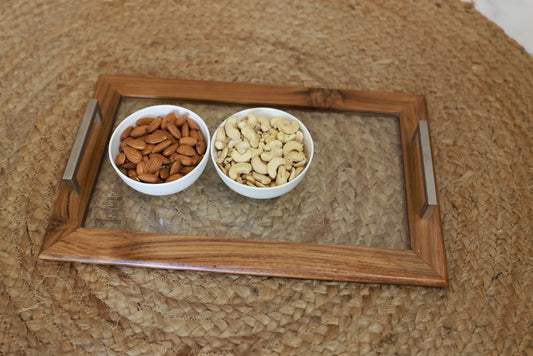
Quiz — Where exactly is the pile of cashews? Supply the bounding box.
[214,112,308,187]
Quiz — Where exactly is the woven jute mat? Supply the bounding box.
[1,0,531,354]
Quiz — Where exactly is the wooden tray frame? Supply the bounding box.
[39,75,448,287]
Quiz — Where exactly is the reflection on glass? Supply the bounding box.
[84,98,409,249]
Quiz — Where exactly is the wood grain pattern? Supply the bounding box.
[39,75,448,287]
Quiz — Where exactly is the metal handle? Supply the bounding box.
[63,99,102,193]
[412,120,437,219]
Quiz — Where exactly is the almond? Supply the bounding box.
[181,166,195,175]
[181,121,189,138]
[120,137,133,151]
[142,144,155,155]
[145,130,167,144]
[152,140,172,153]
[175,115,187,127]
[163,143,179,156]
[136,117,154,126]
[127,138,147,151]
[161,112,176,130]
[195,141,207,155]
[159,167,170,180]
[120,126,134,141]
[167,121,182,139]
[130,125,150,137]
[150,153,170,165]
[122,162,137,169]
[138,173,159,183]
[144,156,162,174]
[166,174,183,182]
[176,145,197,156]
[189,129,202,142]
[115,152,126,166]
[179,136,197,146]
[123,146,142,163]
[169,160,182,175]
[175,154,196,166]
[148,117,162,133]
[187,118,199,130]
[136,160,145,176]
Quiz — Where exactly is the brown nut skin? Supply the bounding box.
[144,156,163,174]
[162,143,179,156]
[161,112,176,130]
[195,141,207,155]
[136,117,154,126]
[176,145,197,157]
[152,139,172,153]
[166,173,183,182]
[115,152,126,166]
[145,130,167,144]
[130,125,150,137]
[147,117,162,132]
[127,138,147,151]
[138,173,160,183]
[123,146,142,164]
[179,136,197,146]
[167,121,182,139]
[120,126,134,141]
[169,160,182,175]
[175,115,187,127]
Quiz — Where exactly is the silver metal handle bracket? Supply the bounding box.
[412,120,438,219]
[62,99,102,193]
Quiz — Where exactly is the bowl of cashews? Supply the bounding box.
[211,107,314,199]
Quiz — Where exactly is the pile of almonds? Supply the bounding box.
[115,112,206,183]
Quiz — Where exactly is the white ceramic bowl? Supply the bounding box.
[211,107,314,199]
[108,105,210,196]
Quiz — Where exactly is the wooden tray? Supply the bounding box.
[39,75,448,287]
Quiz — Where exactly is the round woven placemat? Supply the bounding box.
[1,0,531,354]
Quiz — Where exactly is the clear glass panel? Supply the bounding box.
[84,98,410,249]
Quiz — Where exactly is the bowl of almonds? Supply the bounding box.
[108,105,210,196]
[211,107,313,199]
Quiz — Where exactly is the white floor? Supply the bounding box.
[463,0,533,55]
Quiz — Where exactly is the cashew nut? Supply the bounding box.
[251,156,268,175]
[246,112,258,127]
[235,140,250,154]
[224,116,241,139]
[257,116,270,131]
[231,148,252,163]
[227,138,242,149]
[282,140,303,156]
[252,171,271,185]
[294,131,304,143]
[267,157,285,179]
[228,162,252,180]
[216,147,228,164]
[214,127,226,150]
[284,151,306,165]
[277,132,296,143]
[279,120,300,135]
[260,148,282,162]
[289,166,304,181]
[276,165,288,186]
[264,139,283,151]
[270,117,283,129]
[240,124,259,148]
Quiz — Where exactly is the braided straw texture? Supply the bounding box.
[1,0,531,354]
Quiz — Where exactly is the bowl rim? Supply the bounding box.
[210,107,314,193]
[108,104,211,188]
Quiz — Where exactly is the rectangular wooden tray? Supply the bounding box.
[39,75,448,287]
